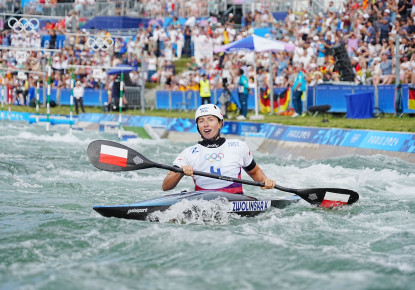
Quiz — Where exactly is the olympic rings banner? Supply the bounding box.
[8,17,39,33]
[87,36,114,51]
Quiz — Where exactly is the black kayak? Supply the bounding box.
[93,191,300,221]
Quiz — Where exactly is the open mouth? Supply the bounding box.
[203,129,213,137]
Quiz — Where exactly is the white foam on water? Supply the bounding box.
[147,198,240,225]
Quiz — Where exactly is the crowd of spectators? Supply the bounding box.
[1,0,415,107]
[23,0,210,18]
[127,0,415,92]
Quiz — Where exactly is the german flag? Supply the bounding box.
[259,87,291,114]
[278,88,291,113]
[259,87,271,113]
[409,85,415,110]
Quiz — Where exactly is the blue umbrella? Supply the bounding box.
[107,64,134,75]
[214,34,294,53]
[214,35,295,119]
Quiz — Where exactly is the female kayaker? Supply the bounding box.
[162,104,276,194]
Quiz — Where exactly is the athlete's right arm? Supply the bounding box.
[162,170,184,191]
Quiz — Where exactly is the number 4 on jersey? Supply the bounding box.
[210,166,221,175]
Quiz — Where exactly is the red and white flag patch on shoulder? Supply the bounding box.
[99,145,128,167]
[321,192,349,208]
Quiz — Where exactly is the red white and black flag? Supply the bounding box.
[321,192,350,208]
[99,144,128,167]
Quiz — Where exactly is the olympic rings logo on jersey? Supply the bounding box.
[8,17,39,33]
[87,37,114,51]
[204,153,224,162]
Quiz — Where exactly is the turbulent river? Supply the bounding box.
[0,120,414,290]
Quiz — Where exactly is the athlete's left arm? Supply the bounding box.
[246,164,276,190]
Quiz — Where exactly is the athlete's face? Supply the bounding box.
[197,115,222,139]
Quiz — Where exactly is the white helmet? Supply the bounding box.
[195,104,223,121]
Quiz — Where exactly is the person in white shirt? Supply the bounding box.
[162,104,276,194]
[226,24,236,42]
[147,52,157,81]
[168,25,177,44]
[163,41,173,61]
[31,33,42,48]
[176,28,184,59]
[127,37,135,63]
[73,80,85,114]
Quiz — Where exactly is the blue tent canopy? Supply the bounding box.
[107,65,134,75]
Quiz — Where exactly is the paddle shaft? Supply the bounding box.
[153,162,296,193]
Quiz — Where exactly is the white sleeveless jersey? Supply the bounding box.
[173,139,254,193]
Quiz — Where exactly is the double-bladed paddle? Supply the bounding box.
[87,140,359,207]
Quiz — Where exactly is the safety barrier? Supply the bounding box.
[11,84,414,115]
[22,88,108,107]
[311,84,413,114]
[156,84,415,114]
[124,86,143,109]
[22,87,144,108]
[155,88,290,111]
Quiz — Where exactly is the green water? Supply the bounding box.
[1,120,414,290]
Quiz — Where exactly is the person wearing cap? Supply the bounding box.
[227,13,234,24]
[371,57,382,82]
[199,73,211,104]
[380,9,391,43]
[162,104,276,193]
[73,80,85,114]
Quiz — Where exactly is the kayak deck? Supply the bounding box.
[93,191,300,221]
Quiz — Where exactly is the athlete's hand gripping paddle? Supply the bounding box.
[87,140,359,207]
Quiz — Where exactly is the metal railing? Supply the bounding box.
[220,0,293,14]
[124,86,149,110]
[127,0,210,18]
[0,0,21,13]
[21,0,211,18]
[21,0,118,17]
